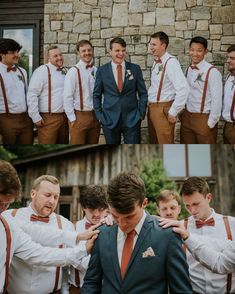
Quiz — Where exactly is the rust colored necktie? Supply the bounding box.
[195,217,215,229]
[7,66,17,72]
[117,64,123,92]
[85,222,92,230]
[30,214,50,223]
[121,230,136,279]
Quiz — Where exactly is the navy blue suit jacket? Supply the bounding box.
[81,214,193,294]
[93,61,148,128]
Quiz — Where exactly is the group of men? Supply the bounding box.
[0,32,234,144]
[1,158,235,294]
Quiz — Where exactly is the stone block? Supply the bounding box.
[143,12,155,25]
[175,0,186,9]
[210,34,222,39]
[44,15,50,32]
[192,30,210,39]
[176,10,190,21]
[129,14,143,26]
[197,20,209,30]
[223,24,233,35]
[74,1,92,13]
[58,32,68,43]
[101,7,112,18]
[184,30,193,39]
[176,31,184,38]
[186,0,197,7]
[129,0,148,12]
[63,21,73,32]
[62,14,74,21]
[203,0,221,6]
[101,19,111,29]
[44,31,57,43]
[111,4,128,27]
[191,7,210,19]
[90,30,101,38]
[44,4,59,13]
[212,6,235,23]
[135,44,147,54]
[57,44,69,53]
[101,27,124,38]
[139,26,155,35]
[100,56,112,66]
[94,47,106,57]
[59,3,72,13]
[213,40,221,51]
[188,20,196,30]
[90,39,105,47]
[130,55,146,68]
[92,18,101,30]
[51,21,61,31]
[92,8,101,18]
[168,38,185,55]
[155,25,176,36]
[175,21,188,30]
[158,0,174,7]
[85,0,98,5]
[221,36,235,44]
[69,33,79,44]
[124,27,139,35]
[156,8,175,25]
[209,24,222,34]
[63,54,77,67]
[73,13,91,34]
[98,0,113,6]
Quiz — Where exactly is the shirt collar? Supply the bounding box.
[78,59,94,69]
[118,210,146,237]
[111,60,125,69]
[160,52,170,63]
[192,59,206,71]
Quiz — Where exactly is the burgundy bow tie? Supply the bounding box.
[86,63,94,69]
[30,214,50,223]
[230,72,235,77]
[190,65,199,70]
[7,66,17,72]
[195,217,215,229]
[56,67,64,71]
[154,59,162,64]
[85,222,93,230]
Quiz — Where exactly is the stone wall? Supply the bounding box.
[44,0,235,143]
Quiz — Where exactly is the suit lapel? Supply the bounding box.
[122,61,129,90]
[110,224,122,283]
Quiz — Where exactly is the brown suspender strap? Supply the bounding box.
[17,66,27,97]
[156,57,173,102]
[230,86,235,122]
[200,66,215,113]
[53,215,63,293]
[182,218,189,253]
[0,215,12,294]
[11,209,18,217]
[223,216,233,294]
[45,65,52,114]
[0,73,9,114]
[74,66,84,111]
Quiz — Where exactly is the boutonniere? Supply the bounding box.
[126,69,134,80]
[17,75,24,82]
[194,72,204,84]
[61,67,67,75]
[157,64,163,75]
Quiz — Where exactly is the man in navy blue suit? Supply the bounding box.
[93,37,148,144]
[81,172,193,294]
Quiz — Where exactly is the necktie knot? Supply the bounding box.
[195,217,215,229]
[7,66,17,72]
[190,65,199,70]
[154,59,162,64]
[85,222,93,230]
[30,214,50,223]
[86,63,94,69]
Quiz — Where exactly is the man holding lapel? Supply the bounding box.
[93,37,148,144]
[81,172,192,294]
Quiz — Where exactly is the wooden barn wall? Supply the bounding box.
[0,0,44,66]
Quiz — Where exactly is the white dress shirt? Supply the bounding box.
[117,211,146,266]
[0,216,87,294]
[185,234,235,274]
[63,60,96,122]
[185,59,222,128]
[148,52,190,116]
[27,62,65,123]
[2,205,75,294]
[222,74,235,122]
[0,62,27,113]
[111,60,125,85]
[183,209,235,294]
[68,217,92,287]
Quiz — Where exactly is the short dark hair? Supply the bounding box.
[227,44,235,53]
[79,185,108,210]
[180,177,210,197]
[0,38,22,55]
[110,37,126,50]
[190,36,208,49]
[107,172,146,214]
[0,160,21,198]
[150,31,169,48]
[76,40,93,51]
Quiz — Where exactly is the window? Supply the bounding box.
[163,145,212,177]
[0,23,40,79]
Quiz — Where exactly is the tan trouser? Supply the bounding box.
[69,285,80,294]
[148,101,175,144]
[70,110,100,144]
[223,122,235,144]
[38,113,69,144]
[147,109,158,144]
[180,109,217,144]
[0,113,33,144]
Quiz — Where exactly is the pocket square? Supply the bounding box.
[142,247,155,258]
